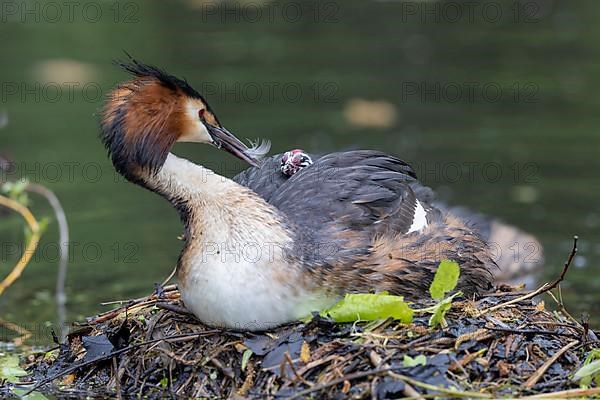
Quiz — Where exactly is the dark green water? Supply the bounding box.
[1,0,599,344]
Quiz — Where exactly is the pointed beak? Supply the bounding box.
[206,125,260,167]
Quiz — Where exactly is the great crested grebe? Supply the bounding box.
[100,60,494,330]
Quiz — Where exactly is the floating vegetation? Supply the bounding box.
[4,238,600,399]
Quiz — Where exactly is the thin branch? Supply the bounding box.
[520,387,600,399]
[478,236,578,316]
[0,194,41,295]
[161,265,177,286]
[286,367,391,400]
[524,340,578,389]
[26,183,70,341]
[369,350,425,400]
[387,371,493,399]
[485,327,578,339]
[283,351,314,387]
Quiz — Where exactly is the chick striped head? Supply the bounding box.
[280,149,313,177]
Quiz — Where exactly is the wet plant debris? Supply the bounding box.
[4,282,597,399]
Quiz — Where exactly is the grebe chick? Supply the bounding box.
[100,60,494,331]
[281,149,313,176]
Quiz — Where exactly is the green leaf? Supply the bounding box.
[574,359,600,384]
[321,293,413,323]
[429,260,460,300]
[24,217,50,243]
[12,389,48,400]
[429,298,452,328]
[428,292,462,328]
[0,355,27,383]
[24,226,33,244]
[37,217,51,235]
[43,349,59,361]
[159,377,169,388]
[2,178,30,206]
[584,348,600,365]
[403,355,427,367]
[241,349,253,371]
[573,348,600,387]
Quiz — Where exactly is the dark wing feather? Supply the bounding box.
[267,150,421,236]
[233,151,442,232]
[233,154,288,202]
[233,150,441,238]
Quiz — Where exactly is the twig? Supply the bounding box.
[112,357,122,400]
[546,291,580,327]
[485,327,578,339]
[26,183,70,341]
[90,287,180,324]
[388,372,493,399]
[524,340,578,389]
[156,302,192,316]
[546,235,578,289]
[478,236,577,316]
[286,367,391,400]
[161,265,177,286]
[279,354,342,391]
[283,351,313,387]
[369,351,424,400]
[0,194,41,295]
[520,387,600,399]
[100,284,179,305]
[238,362,255,396]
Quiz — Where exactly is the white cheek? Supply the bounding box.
[178,103,212,143]
[179,119,212,143]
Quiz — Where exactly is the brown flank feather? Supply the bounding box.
[312,214,494,299]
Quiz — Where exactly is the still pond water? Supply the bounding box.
[1,0,599,344]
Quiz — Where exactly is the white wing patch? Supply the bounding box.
[407,200,428,233]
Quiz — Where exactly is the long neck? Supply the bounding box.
[137,152,292,246]
[140,153,234,223]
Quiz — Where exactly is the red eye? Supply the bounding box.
[198,109,206,119]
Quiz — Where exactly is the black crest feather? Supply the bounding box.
[114,55,206,102]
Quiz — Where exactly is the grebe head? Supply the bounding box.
[100,58,268,178]
[281,149,313,176]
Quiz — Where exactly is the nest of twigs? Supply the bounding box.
[12,239,599,399]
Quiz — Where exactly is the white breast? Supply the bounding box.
[180,247,335,330]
